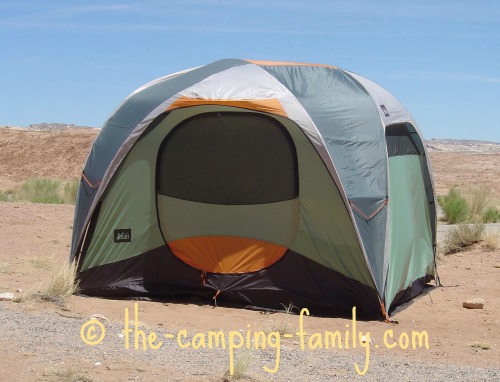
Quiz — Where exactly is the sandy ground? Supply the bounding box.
[0,128,97,190]
[0,128,499,381]
[429,151,500,199]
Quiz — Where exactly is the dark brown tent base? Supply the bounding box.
[78,246,384,318]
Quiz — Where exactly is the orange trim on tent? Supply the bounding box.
[167,97,287,117]
[245,59,337,69]
[168,236,287,274]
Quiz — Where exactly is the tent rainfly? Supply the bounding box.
[71,59,438,318]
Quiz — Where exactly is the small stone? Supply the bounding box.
[463,298,485,309]
[16,288,23,293]
[0,292,15,301]
[95,362,101,366]
[90,313,109,322]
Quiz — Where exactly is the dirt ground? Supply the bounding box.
[429,151,500,200]
[0,127,499,381]
[0,127,98,190]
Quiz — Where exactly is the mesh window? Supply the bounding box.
[386,124,421,157]
[157,112,298,205]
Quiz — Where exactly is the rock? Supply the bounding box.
[90,313,109,322]
[463,298,485,309]
[16,288,23,293]
[0,292,15,301]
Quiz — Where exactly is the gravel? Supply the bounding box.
[1,302,498,381]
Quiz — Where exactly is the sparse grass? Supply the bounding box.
[29,255,52,270]
[19,178,64,204]
[0,177,80,204]
[0,261,26,276]
[442,223,485,255]
[63,178,80,204]
[438,188,469,224]
[470,341,491,350]
[0,189,16,202]
[483,231,500,251]
[40,367,93,382]
[0,261,9,274]
[223,349,255,380]
[483,207,500,223]
[14,260,79,306]
[265,303,297,335]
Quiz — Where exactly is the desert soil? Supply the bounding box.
[0,127,499,381]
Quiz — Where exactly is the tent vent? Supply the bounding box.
[380,104,390,117]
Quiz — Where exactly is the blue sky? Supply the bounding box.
[1,1,499,142]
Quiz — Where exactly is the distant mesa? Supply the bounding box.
[425,138,500,153]
[0,122,97,131]
[27,122,97,131]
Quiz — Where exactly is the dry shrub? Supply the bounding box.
[442,223,485,255]
[43,260,79,299]
[464,186,491,220]
[15,260,79,306]
[483,231,500,251]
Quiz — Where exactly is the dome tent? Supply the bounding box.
[71,59,437,318]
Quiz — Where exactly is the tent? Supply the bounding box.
[71,59,437,318]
